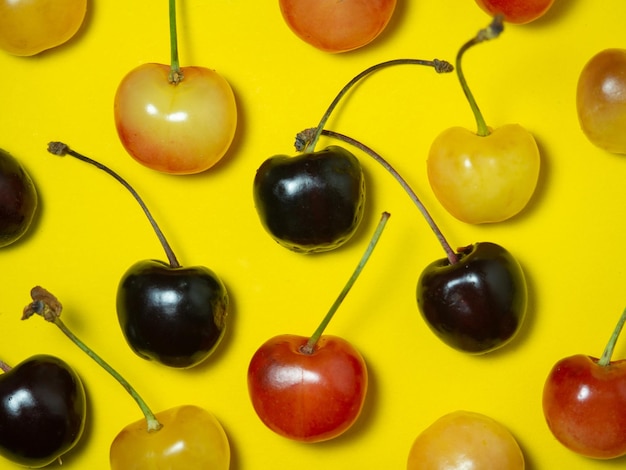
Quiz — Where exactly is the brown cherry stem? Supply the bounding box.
[598,307,626,367]
[457,15,505,137]
[319,129,458,265]
[300,58,454,153]
[47,141,181,268]
[22,286,163,432]
[0,360,11,373]
[168,0,183,84]
[301,211,391,355]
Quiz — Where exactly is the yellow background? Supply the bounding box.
[1,1,626,469]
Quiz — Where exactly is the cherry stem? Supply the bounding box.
[46,142,181,268]
[301,211,391,354]
[320,129,458,264]
[22,286,163,432]
[168,0,183,84]
[301,58,454,153]
[456,15,504,137]
[598,307,626,367]
[0,360,11,373]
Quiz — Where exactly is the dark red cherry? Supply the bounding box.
[0,355,86,468]
[117,260,229,368]
[253,145,365,253]
[0,148,37,248]
[416,242,527,354]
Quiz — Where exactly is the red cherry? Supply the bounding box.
[247,334,367,442]
[474,0,555,24]
[543,308,626,459]
[247,212,390,442]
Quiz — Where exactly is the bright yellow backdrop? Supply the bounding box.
[1,1,626,469]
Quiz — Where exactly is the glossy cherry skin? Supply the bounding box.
[110,405,230,469]
[0,0,87,56]
[116,259,229,368]
[247,334,368,442]
[543,354,626,459]
[474,0,554,24]
[0,149,37,248]
[0,355,86,468]
[577,49,626,155]
[114,63,237,174]
[417,242,527,354]
[407,410,525,469]
[427,124,540,224]
[253,146,365,253]
[279,0,396,53]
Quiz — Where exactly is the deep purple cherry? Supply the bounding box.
[253,145,365,253]
[0,355,85,468]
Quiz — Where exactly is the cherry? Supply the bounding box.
[114,0,237,174]
[0,355,85,468]
[427,16,540,224]
[23,286,231,469]
[417,242,527,354]
[474,0,555,24]
[279,0,397,53]
[253,146,365,253]
[314,130,528,354]
[576,48,626,155]
[406,410,525,469]
[0,0,87,56]
[248,212,389,442]
[255,58,452,254]
[0,148,38,248]
[542,307,626,459]
[47,142,228,368]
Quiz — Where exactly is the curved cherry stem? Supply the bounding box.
[598,307,626,367]
[0,360,11,373]
[456,15,504,137]
[301,211,390,355]
[168,0,183,84]
[22,286,163,432]
[320,129,458,265]
[46,142,180,268]
[301,58,454,153]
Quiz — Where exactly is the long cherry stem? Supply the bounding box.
[320,129,458,264]
[598,307,626,367]
[168,0,183,84]
[457,15,504,137]
[300,58,454,153]
[0,360,11,373]
[22,286,162,432]
[301,211,390,354]
[47,141,180,268]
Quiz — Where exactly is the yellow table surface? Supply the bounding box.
[2,1,626,469]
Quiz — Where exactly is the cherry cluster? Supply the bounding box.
[1,0,626,469]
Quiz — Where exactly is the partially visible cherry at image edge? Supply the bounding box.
[114,0,237,174]
[543,306,626,459]
[22,286,231,470]
[279,0,397,53]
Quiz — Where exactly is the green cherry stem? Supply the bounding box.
[321,129,458,265]
[300,58,454,153]
[46,141,181,268]
[22,286,163,432]
[168,0,183,84]
[301,211,391,355]
[457,14,504,137]
[598,307,626,367]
